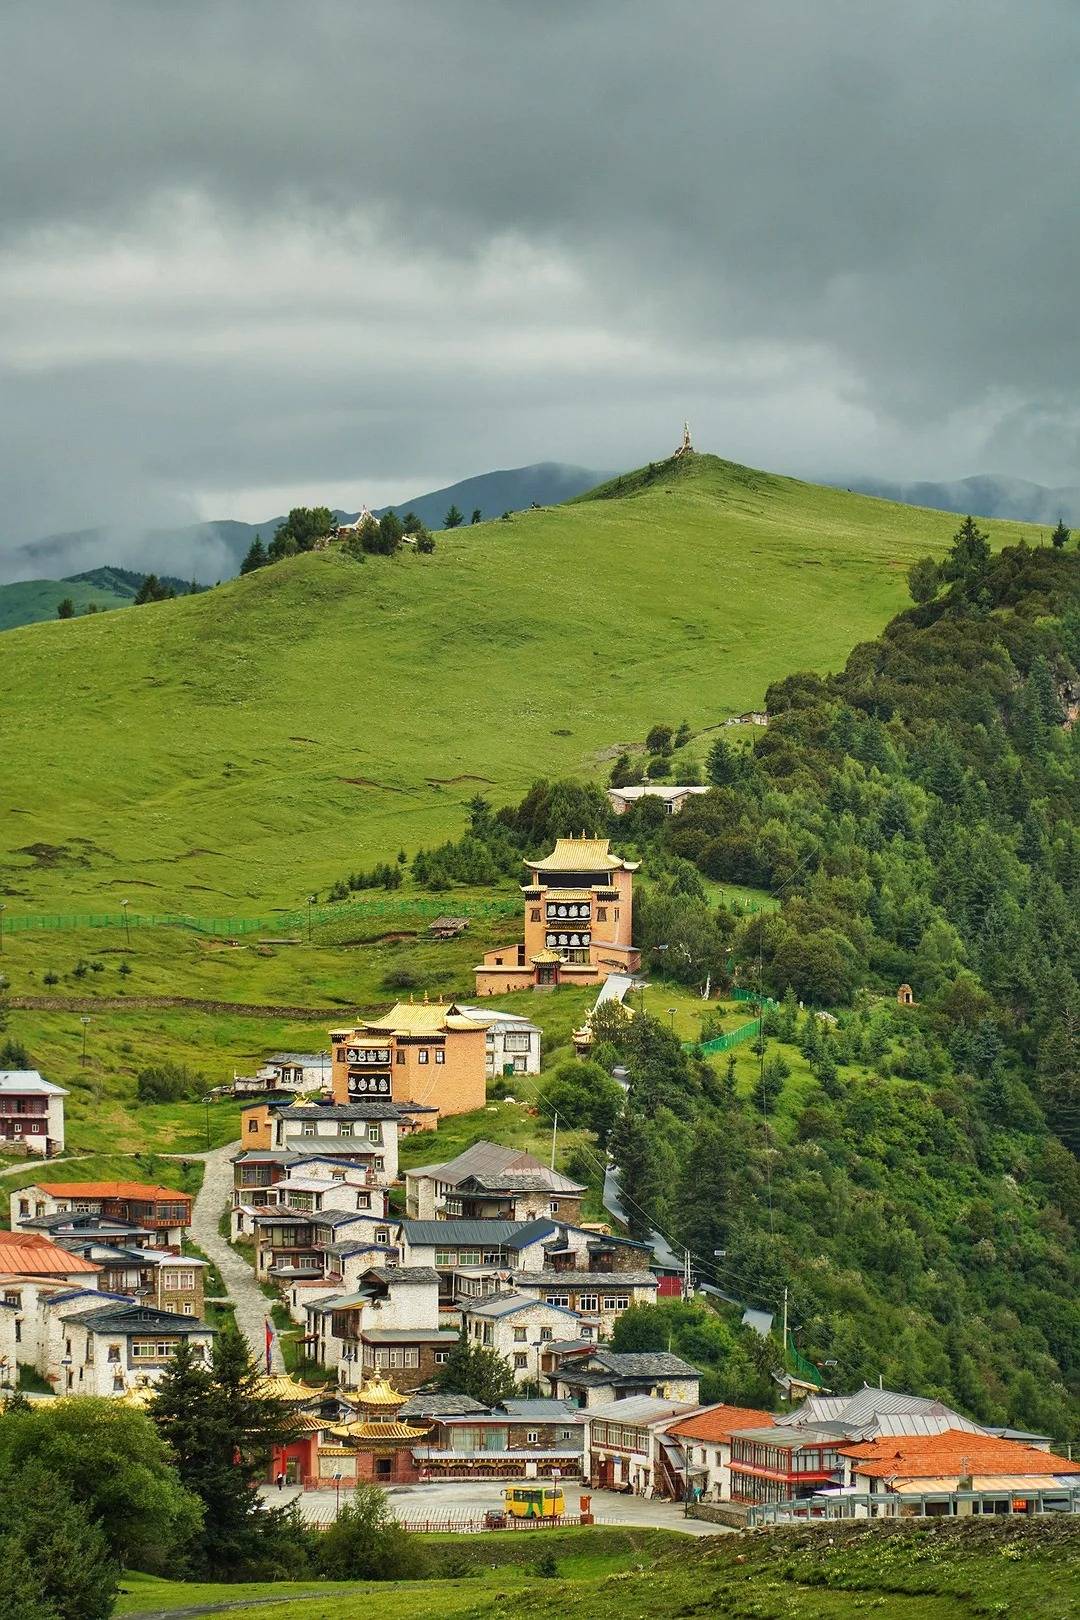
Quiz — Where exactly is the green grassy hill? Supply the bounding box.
[0,453,1039,912]
[0,576,129,629]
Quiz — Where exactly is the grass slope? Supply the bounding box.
[0,454,1039,913]
[0,576,128,629]
[114,1520,1080,1620]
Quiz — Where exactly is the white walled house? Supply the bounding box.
[585,1394,698,1492]
[0,1071,67,1156]
[305,1266,441,1383]
[405,1142,557,1221]
[50,1299,214,1397]
[396,1218,557,1284]
[269,1103,400,1182]
[462,1292,584,1385]
[549,1348,701,1410]
[517,1270,658,1338]
[455,1008,542,1077]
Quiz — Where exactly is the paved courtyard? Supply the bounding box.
[261,1477,725,1536]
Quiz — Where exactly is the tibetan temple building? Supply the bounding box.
[475,836,640,994]
[330,1000,491,1122]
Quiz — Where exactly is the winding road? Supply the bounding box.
[188,1141,285,1373]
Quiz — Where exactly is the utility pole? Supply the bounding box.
[550,1111,558,1171]
[782,1285,789,1352]
[0,903,6,954]
[683,1248,693,1298]
[307,895,316,944]
[80,1016,91,1066]
[121,898,131,950]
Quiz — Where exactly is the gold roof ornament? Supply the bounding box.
[255,1373,320,1403]
[353,1372,407,1409]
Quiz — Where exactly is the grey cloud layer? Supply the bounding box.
[1,0,1078,562]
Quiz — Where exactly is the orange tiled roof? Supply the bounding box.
[842,1429,1074,1479]
[665,1404,776,1443]
[34,1181,191,1203]
[0,1233,99,1275]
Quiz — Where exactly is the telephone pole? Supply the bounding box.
[550,1111,558,1171]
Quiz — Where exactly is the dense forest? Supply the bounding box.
[381,534,1080,1439]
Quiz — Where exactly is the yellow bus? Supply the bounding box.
[503,1484,565,1519]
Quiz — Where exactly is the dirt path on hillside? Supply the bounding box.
[9,994,348,1019]
[188,1141,285,1373]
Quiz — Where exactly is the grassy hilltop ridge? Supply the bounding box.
[0,454,1039,912]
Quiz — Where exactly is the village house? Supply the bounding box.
[230,1147,386,1211]
[462,1292,587,1385]
[11,1181,193,1248]
[476,836,641,994]
[585,1395,699,1494]
[356,1326,461,1390]
[230,1163,388,1241]
[454,1007,542,1077]
[404,1141,568,1221]
[46,1295,214,1397]
[441,1170,586,1225]
[837,1429,1080,1517]
[250,1207,396,1284]
[43,1237,207,1318]
[330,1001,492,1123]
[661,1403,776,1502]
[395,1217,558,1297]
[239,1099,401,1181]
[541,1222,657,1274]
[517,1270,658,1336]
[303,1266,441,1384]
[606,785,711,816]
[249,1052,332,1093]
[547,1347,700,1409]
[0,1070,67,1156]
[0,1296,17,1390]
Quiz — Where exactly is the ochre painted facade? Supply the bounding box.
[330,1001,489,1124]
[476,836,641,995]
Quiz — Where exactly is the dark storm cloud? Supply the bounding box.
[2,0,1079,566]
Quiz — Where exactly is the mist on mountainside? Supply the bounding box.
[846,472,1080,529]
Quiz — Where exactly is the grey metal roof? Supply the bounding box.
[586,1395,694,1423]
[274,1101,402,1121]
[454,1006,542,1033]
[458,1170,585,1195]
[364,1266,440,1287]
[594,1350,699,1376]
[360,1328,461,1344]
[524,1271,657,1288]
[404,1141,548,1185]
[398,1392,488,1417]
[64,1302,214,1334]
[788,1385,979,1437]
[464,1291,582,1322]
[400,1218,557,1248]
[733,1424,847,1449]
[0,1069,67,1095]
[411,1446,581,1461]
[498,1399,582,1419]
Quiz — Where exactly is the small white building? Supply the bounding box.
[396,1217,556,1276]
[247,1052,332,1095]
[0,1071,67,1156]
[462,1292,584,1385]
[606,785,711,816]
[455,1008,542,1077]
[305,1265,441,1384]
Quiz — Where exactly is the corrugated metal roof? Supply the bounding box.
[0,1069,67,1095]
[0,1235,99,1275]
[399,1218,556,1247]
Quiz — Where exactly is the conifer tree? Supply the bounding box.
[1051,518,1070,549]
[240,535,267,573]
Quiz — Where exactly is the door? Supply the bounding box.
[285,1457,300,1485]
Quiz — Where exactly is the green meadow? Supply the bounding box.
[0,454,1040,917]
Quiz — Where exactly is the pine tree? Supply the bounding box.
[240,536,267,574]
[1051,518,1071,549]
[56,597,75,619]
[150,1330,297,1576]
[443,504,464,528]
[609,1104,661,1240]
[470,507,482,524]
[942,515,991,587]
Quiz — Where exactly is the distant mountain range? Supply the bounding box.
[2,462,607,589]
[0,568,196,631]
[845,473,1080,530]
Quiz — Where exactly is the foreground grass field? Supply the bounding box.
[0,454,1041,915]
[114,1519,1080,1619]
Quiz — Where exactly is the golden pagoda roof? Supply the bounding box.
[327,1420,429,1443]
[256,1373,321,1403]
[361,999,492,1037]
[530,950,564,964]
[540,888,596,902]
[353,1372,407,1407]
[524,837,639,873]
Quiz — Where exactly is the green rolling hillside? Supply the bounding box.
[0,453,1039,912]
[0,576,129,629]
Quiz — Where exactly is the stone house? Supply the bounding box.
[517,1270,658,1337]
[395,1218,557,1298]
[304,1266,441,1384]
[240,1100,402,1182]
[48,1297,214,1397]
[356,1326,461,1391]
[404,1141,562,1220]
[548,1348,700,1409]
[461,1292,585,1385]
[454,1007,542,1077]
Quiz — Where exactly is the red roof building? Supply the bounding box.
[660,1404,776,1502]
[0,1231,100,1278]
[12,1182,192,1247]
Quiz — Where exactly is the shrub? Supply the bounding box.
[136,1062,207,1103]
[315,1486,428,1581]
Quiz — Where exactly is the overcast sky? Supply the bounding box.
[2,0,1079,574]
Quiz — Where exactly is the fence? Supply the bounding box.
[0,895,519,939]
[693,1018,761,1055]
